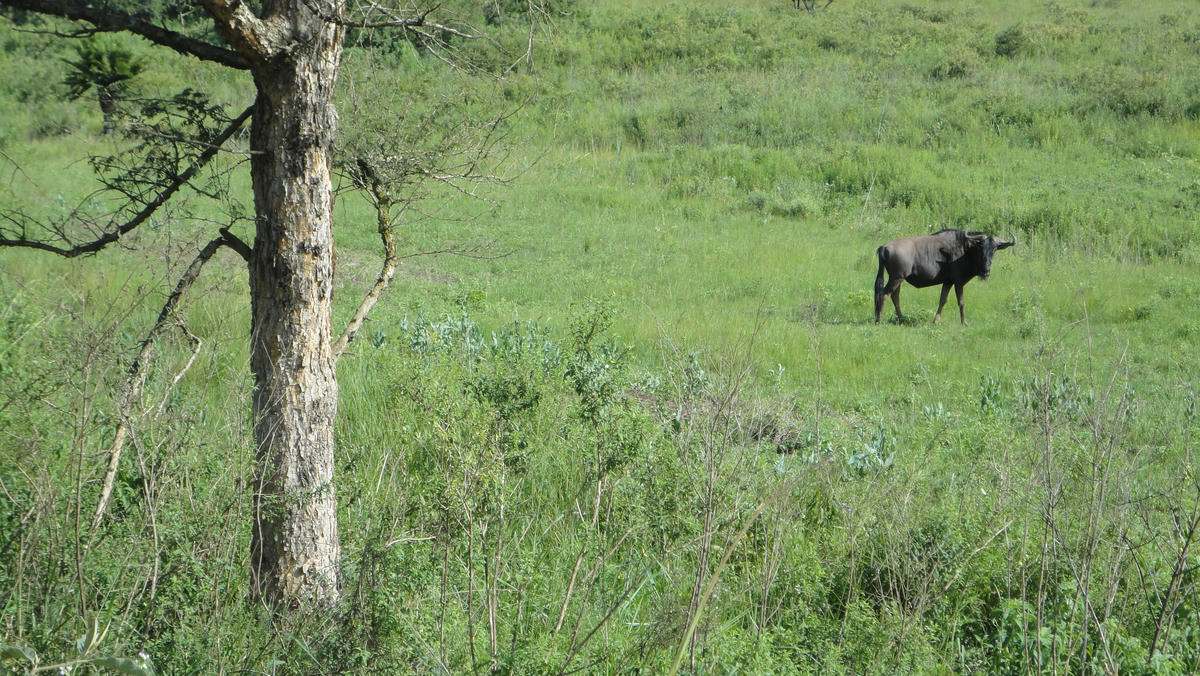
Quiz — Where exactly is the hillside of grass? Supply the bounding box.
[2,0,1199,673]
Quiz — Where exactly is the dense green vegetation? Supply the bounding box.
[3,0,1199,672]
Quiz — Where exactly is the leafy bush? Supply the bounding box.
[930,45,981,80]
[994,23,1029,57]
[1074,66,1169,118]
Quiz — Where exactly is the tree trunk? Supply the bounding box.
[246,4,345,607]
[98,87,116,135]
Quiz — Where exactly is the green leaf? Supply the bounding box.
[94,656,156,675]
[1,645,37,665]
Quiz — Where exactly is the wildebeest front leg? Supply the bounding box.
[955,282,966,325]
[934,282,952,324]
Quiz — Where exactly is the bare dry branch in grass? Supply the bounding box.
[91,232,242,532]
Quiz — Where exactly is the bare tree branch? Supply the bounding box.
[331,147,511,360]
[0,0,251,69]
[92,234,236,532]
[219,226,253,261]
[0,105,254,257]
[333,163,398,360]
[792,0,836,12]
[152,321,202,415]
[325,74,526,359]
[338,1,439,30]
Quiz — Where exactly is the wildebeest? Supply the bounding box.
[874,229,1015,325]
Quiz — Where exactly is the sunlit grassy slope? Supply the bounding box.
[323,0,1200,405]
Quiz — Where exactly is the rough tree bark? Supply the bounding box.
[208,0,346,606]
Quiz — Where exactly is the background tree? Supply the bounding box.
[62,36,144,134]
[0,0,523,612]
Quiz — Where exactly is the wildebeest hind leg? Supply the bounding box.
[888,280,904,322]
[874,250,889,323]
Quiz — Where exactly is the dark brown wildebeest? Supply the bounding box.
[874,229,1015,325]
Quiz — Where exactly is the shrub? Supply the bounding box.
[1074,66,1169,118]
[994,23,1028,58]
[930,45,980,80]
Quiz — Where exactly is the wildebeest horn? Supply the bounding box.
[1007,230,1016,246]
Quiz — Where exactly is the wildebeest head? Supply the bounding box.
[966,231,1015,281]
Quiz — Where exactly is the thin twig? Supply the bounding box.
[667,475,800,676]
[385,536,437,547]
[939,519,1014,597]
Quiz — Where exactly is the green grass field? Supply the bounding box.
[3,0,1200,672]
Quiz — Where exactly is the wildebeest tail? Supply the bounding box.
[874,245,888,297]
